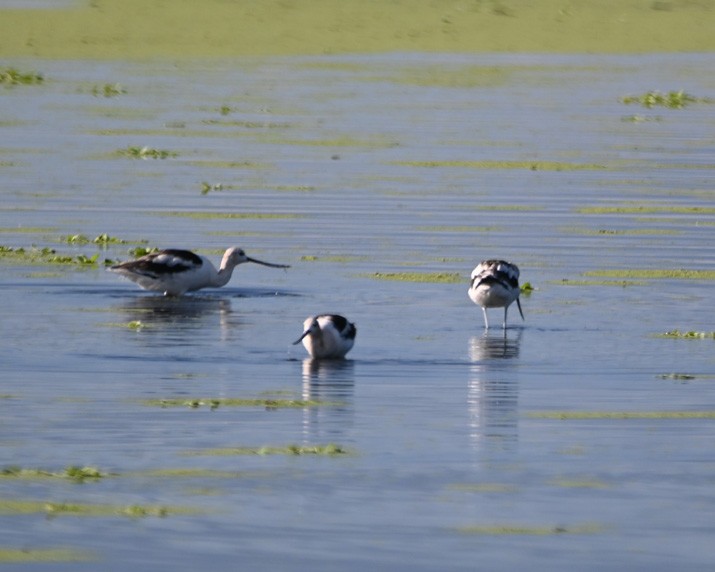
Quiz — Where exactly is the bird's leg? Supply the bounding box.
[502,306,508,329]
[481,307,490,329]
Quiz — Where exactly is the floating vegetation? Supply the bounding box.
[117,146,178,159]
[0,67,44,85]
[391,160,607,171]
[0,246,115,267]
[658,373,696,381]
[520,282,534,293]
[529,410,715,419]
[655,330,715,340]
[362,271,463,284]
[102,320,146,330]
[91,83,126,97]
[141,397,335,410]
[202,118,293,129]
[127,246,159,258]
[0,466,108,483]
[621,114,663,122]
[0,498,200,517]
[59,233,131,246]
[583,269,715,280]
[184,444,348,457]
[577,205,715,215]
[200,182,224,195]
[621,90,713,108]
[0,548,94,563]
[455,523,605,535]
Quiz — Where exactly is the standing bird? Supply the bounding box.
[109,247,289,296]
[468,259,524,329]
[293,314,356,359]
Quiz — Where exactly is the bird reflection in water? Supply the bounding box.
[115,295,236,344]
[467,330,522,457]
[300,358,355,443]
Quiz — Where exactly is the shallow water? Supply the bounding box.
[1,53,715,570]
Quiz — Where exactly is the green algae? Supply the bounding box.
[0,246,114,267]
[362,272,463,284]
[0,498,202,517]
[0,67,43,85]
[529,411,715,419]
[184,444,349,457]
[202,119,293,129]
[0,548,94,563]
[621,90,714,108]
[59,233,141,246]
[658,373,697,381]
[654,330,715,340]
[116,146,178,159]
[90,82,126,97]
[101,320,146,330]
[583,269,715,280]
[0,466,108,483]
[392,160,607,171]
[455,523,605,535]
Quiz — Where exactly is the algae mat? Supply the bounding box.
[2,0,715,59]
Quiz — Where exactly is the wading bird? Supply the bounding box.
[109,247,289,296]
[468,259,524,329]
[293,314,356,359]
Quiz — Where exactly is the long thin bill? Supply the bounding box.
[247,257,290,269]
[293,330,310,345]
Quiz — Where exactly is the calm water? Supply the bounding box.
[1,53,715,570]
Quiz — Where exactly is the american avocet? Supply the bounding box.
[293,314,356,359]
[109,247,289,296]
[468,259,524,329]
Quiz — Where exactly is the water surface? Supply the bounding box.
[1,53,715,570]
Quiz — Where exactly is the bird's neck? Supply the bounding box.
[212,262,236,287]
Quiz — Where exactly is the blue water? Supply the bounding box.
[1,53,715,570]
